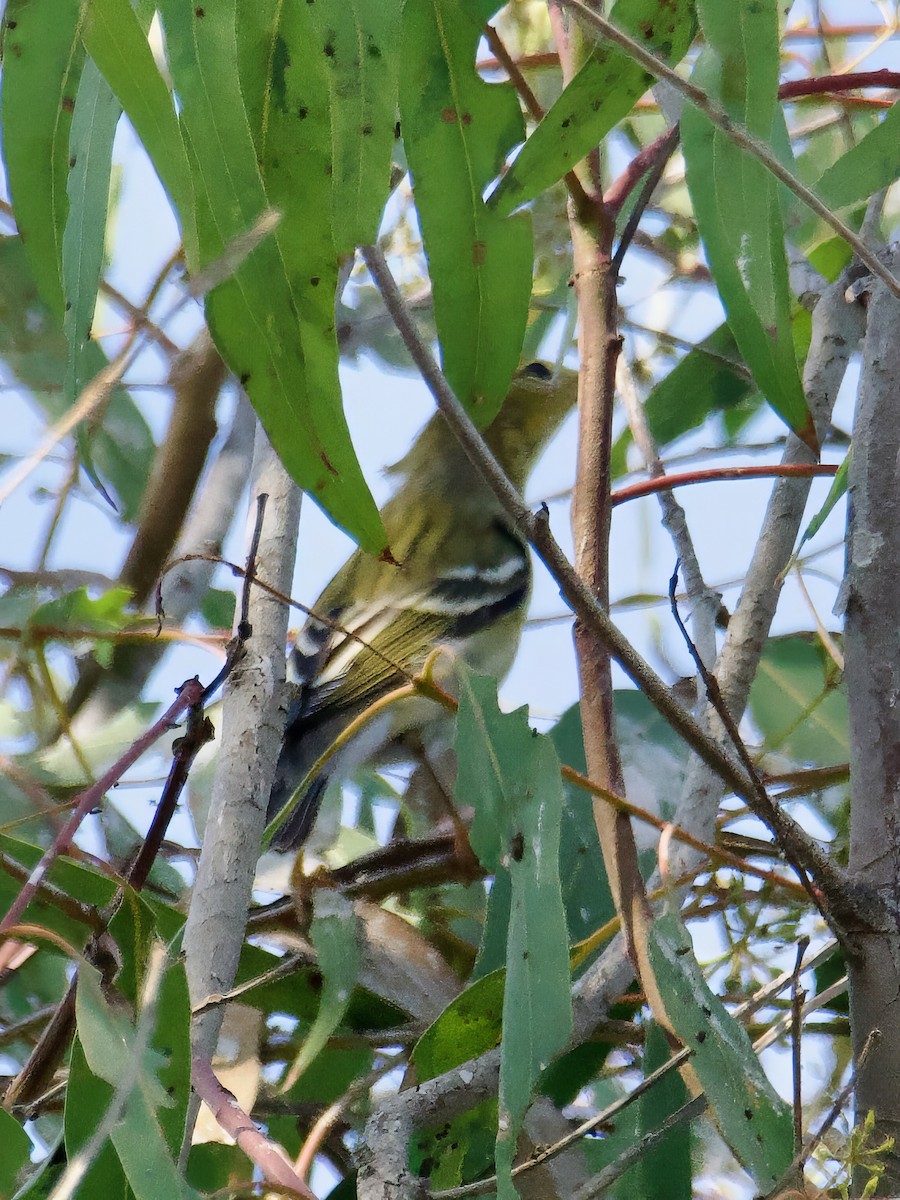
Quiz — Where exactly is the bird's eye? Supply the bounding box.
[521,361,552,380]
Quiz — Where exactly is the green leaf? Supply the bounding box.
[816,101,900,211]
[1,0,84,316]
[491,0,694,216]
[0,235,154,520]
[682,1,815,448]
[413,970,505,1081]
[649,909,793,1189]
[106,904,192,1155]
[454,668,572,1199]
[287,892,360,1081]
[75,959,200,1200]
[65,1037,132,1200]
[749,635,848,765]
[611,323,755,477]
[64,56,120,404]
[795,451,850,556]
[0,1107,31,1198]
[549,705,615,944]
[156,0,385,552]
[82,0,196,260]
[629,1021,692,1199]
[301,0,401,253]
[29,586,132,636]
[0,834,119,950]
[64,55,124,508]
[399,0,532,418]
[200,587,237,630]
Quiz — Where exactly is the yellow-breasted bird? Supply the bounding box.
[266,362,578,848]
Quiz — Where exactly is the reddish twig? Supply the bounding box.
[779,70,900,99]
[612,462,839,505]
[605,126,679,218]
[191,1056,316,1198]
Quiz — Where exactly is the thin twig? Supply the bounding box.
[791,936,811,1153]
[612,462,839,505]
[798,1028,880,1171]
[571,1095,708,1199]
[431,1045,694,1198]
[191,1056,316,1198]
[667,561,829,921]
[611,125,679,270]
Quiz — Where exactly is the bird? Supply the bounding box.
[266,361,579,849]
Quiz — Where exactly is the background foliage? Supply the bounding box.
[1,2,898,1198]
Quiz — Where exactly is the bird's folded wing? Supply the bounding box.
[292,549,531,724]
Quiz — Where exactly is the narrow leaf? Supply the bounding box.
[649,910,793,1189]
[492,0,694,216]
[399,0,532,417]
[455,668,572,1199]
[82,0,196,260]
[630,1022,691,1200]
[157,0,385,552]
[2,0,84,315]
[64,56,120,405]
[412,970,505,1080]
[75,960,200,1200]
[0,231,154,521]
[0,1107,31,1198]
[285,892,360,1084]
[816,101,900,211]
[796,451,850,553]
[682,0,814,448]
[302,0,402,253]
[66,1036,132,1199]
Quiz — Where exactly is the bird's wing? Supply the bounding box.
[291,541,531,725]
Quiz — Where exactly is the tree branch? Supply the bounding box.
[182,422,301,1149]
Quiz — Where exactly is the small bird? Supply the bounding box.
[266,362,578,849]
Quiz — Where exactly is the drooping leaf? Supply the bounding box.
[682,0,815,448]
[1,0,84,316]
[81,0,196,259]
[66,1036,132,1199]
[64,55,124,507]
[285,892,360,1082]
[399,0,532,418]
[491,0,694,215]
[106,902,192,1155]
[156,0,385,552]
[75,958,200,1200]
[549,704,615,943]
[64,57,120,406]
[649,909,793,1190]
[301,0,402,253]
[454,667,572,1199]
[629,1021,692,1199]
[795,451,850,556]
